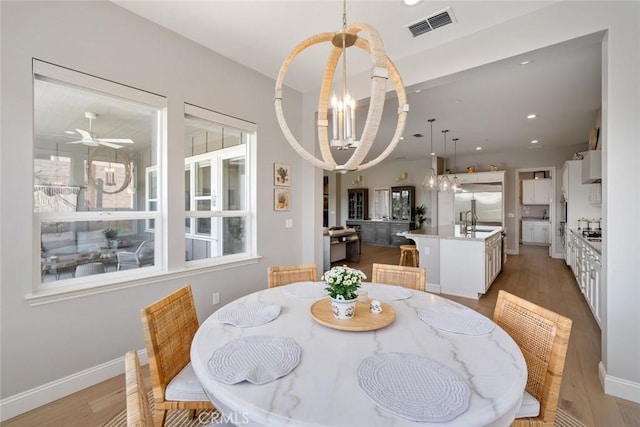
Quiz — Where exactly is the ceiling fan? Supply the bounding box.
[66,112,134,149]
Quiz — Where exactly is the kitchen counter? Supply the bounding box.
[400,226,503,299]
[522,218,549,222]
[570,228,601,254]
[403,225,502,241]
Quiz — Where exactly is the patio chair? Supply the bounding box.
[371,263,426,291]
[75,261,105,277]
[117,240,154,271]
[267,264,318,288]
[493,290,573,426]
[140,285,214,427]
[124,350,153,427]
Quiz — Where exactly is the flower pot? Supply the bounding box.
[330,295,357,319]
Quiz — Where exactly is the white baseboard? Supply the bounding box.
[426,283,441,294]
[0,349,147,422]
[599,361,640,404]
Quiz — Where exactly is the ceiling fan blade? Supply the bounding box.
[76,128,92,139]
[66,140,84,144]
[97,138,134,144]
[98,141,123,149]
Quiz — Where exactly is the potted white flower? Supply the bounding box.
[322,265,366,319]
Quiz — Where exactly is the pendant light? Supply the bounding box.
[452,137,461,193]
[422,118,438,190]
[274,0,408,172]
[439,130,452,193]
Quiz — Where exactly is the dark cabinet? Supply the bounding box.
[360,221,375,243]
[390,186,415,221]
[348,188,369,220]
[355,220,413,247]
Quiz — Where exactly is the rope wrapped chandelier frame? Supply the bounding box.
[274,10,409,172]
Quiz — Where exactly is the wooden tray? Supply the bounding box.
[310,298,395,331]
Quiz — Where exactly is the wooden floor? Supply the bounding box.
[4,244,640,426]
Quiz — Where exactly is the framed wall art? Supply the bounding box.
[274,163,290,186]
[274,188,291,211]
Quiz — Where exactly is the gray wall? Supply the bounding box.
[0,1,305,399]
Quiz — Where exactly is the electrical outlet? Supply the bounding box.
[285,219,293,228]
[212,292,220,305]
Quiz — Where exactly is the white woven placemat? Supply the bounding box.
[361,283,413,301]
[357,352,470,422]
[208,336,301,385]
[281,281,328,298]
[417,305,495,335]
[216,301,281,327]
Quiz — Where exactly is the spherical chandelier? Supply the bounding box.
[274,0,409,172]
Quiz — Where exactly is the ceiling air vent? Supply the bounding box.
[406,7,456,38]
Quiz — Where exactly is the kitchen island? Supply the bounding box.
[401,226,503,299]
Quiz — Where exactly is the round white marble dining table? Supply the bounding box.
[190,282,527,427]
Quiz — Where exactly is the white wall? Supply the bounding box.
[0,0,306,408]
[304,1,640,402]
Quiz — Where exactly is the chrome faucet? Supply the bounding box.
[462,209,478,234]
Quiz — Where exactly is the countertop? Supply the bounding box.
[570,228,602,254]
[402,225,503,241]
[521,218,549,222]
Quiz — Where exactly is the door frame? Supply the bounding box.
[514,166,557,257]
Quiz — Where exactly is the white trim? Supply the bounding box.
[599,361,640,404]
[25,255,261,306]
[426,283,441,294]
[185,103,257,132]
[33,59,166,108]
[0,349,148,422]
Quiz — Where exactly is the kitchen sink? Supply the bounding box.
[474,229,495,232]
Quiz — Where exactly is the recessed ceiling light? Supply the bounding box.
[400,136,405,140]
[527,114,537,119]
[430,152,435,156]
[401,0,423,6]
[520,60,533,65]
[64,130,75,134]
[531,140,539,144]
[476,147,482,151]
[414,89,422,93]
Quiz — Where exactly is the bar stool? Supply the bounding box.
[399,245,418,267]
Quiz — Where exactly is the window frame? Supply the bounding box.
[31,60,166,295]
[183,103,255,267]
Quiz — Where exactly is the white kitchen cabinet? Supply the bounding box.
[522,178,551,205]
[522,220,549,244]
[567,230,601,327]
[440,231,503,299]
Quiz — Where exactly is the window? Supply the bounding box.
[184,104,254,263]
[33,60,165,288]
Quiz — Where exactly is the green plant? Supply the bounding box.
[322,265,366,300]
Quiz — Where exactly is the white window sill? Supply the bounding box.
[25,255,262,306]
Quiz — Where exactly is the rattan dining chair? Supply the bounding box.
[371,263,426,291]
[125,350,153,427]
[140,285,214,427]
[492,290,573,427]
[267,264,318,288]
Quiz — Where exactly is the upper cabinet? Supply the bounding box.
[522,179,551,205]
[390,186,415,221]
[347,188,368,220]
[582,150,602,183]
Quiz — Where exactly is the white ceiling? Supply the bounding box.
[38,1,602,165]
